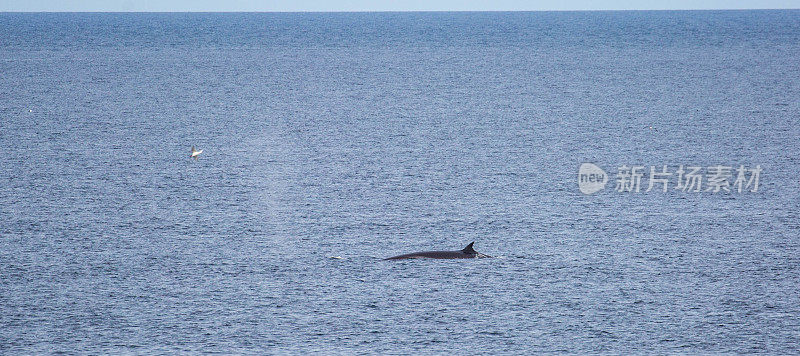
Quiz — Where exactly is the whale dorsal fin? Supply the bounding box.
[461,242,476,254]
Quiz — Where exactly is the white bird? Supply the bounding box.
[190,146,203,160]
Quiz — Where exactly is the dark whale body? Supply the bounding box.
[384,242,491,260]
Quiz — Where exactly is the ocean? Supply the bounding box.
[1,11,799,354]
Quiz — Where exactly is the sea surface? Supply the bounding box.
[1,11,800,354]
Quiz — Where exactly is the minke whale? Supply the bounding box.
[384,242,491,260]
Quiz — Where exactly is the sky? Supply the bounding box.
[1,0,799,12]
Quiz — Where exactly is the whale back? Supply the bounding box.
[383,241,490,260]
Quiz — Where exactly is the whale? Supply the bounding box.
[384,242,491,260]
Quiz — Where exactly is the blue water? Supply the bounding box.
[2,11,800,354]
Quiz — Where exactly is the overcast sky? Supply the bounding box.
[1,0,798,12]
